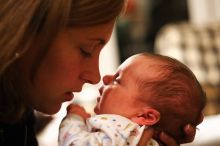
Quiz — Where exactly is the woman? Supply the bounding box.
[0,0,198,145]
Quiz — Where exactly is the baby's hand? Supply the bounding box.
[67,104,91,120]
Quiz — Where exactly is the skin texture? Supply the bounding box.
[92,54,203,146]
[17,20,115,115]
[94,54,160,117]
[65,52,204,146]
[0,0,197,145]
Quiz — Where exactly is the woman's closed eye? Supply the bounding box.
[79,42,101,57]
[80,48,92,57]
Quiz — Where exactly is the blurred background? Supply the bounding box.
[37,0,220,145]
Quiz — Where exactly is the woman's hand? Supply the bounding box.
[138,127,154,146]
[159,113,204,146]
[138,126,195,146]
[159,124,195,146]
[67,104,91,120]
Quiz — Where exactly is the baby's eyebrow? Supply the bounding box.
[114,72,119,77]
[114,69,122,78]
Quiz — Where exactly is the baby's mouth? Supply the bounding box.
[94,103,100,113]
[97,97,101,102]
[94,97,101,114]
[99,86,104,95]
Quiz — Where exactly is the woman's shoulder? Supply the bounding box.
[0,108,38,146]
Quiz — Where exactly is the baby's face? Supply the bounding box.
[94,55,159,118]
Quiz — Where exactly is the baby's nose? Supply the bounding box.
[102,74,114,85]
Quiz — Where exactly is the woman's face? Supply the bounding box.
[18,20,115,114]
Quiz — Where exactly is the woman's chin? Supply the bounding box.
[39,104,62,115]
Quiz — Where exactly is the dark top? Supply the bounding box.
[0,109,38,146]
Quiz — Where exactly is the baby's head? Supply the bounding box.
[134,53,206,143]
[94,53,206,142]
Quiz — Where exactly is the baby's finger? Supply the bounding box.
[67,104,83,113]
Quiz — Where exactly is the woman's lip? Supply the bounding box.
[64,92,74,101]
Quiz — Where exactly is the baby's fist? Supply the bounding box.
[67,104,91,120]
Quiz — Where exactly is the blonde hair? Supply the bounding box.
[0,0,126,123]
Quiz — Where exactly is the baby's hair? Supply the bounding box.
[136,53,206,142]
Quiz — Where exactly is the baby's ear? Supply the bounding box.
[131,107,160,126]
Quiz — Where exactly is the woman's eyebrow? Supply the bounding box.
[89,38,106,45]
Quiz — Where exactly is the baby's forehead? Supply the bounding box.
[119,56,164,79]
[121,55,156,68]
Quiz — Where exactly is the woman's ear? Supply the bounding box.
[131,107,160,126]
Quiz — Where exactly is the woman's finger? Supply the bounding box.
[197,113,204,125]
[179,124,196,143]
[159,132,179,146]
[138,127,154,146]
[179,113,204,143]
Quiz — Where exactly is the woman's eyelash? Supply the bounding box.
[80,48,92,57]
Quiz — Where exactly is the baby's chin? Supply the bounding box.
[94,106,100,114]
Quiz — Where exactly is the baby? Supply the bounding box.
[59,53,206,146]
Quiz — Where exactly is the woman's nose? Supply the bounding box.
[102,75,114,85]
[80,58,101,84]
[83,68,101,84]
